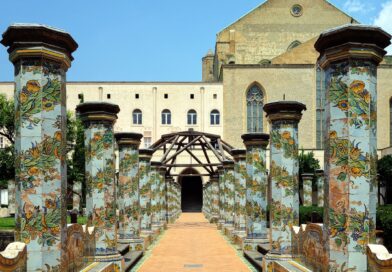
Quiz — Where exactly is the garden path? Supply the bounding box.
[137,213,251,272]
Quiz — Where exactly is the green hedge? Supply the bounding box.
[299,206,323,224]
[0,216,87,230]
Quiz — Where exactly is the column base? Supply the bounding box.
[233,230,246,246]
[209,215,219,223]
[83,253,124,271]
[152,223,163,234]
[217,219,225,230]
[243,237,269,252]
[223,224,235,239]
[140,230,154,249]
[118,238,144,252]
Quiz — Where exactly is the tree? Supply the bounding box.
[378,155,392,204]
[0,94,14,144]
[298,150,320,205]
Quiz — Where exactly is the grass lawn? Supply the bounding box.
[0,216,87,230]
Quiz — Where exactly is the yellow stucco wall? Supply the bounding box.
[214,0,356,79]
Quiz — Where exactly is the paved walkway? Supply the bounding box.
[137,213,251,272]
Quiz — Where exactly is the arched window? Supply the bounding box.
[162,109,171,125]
[132,109,142,125]
[247,85,264,133]
[187,109,197,125]
[210,110,220,125]
[287,40,301,51]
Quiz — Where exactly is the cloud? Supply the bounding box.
[373,1,392,54]
[343,0,365,13]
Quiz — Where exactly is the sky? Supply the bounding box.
[0,0,391,82]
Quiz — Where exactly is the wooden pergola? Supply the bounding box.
[150,129,234,176]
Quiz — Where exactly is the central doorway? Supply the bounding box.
[179,168,203,212]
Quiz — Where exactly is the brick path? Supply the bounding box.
[137,213,251,272]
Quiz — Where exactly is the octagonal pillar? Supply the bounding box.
[2,24,77,270]
[315,170,325,207]
[209,175,219,223]
[232,149,247,242]
[77,102,123,267]
[217,165,225,229]
[139,149,154,241]
[315,25,390,270]
[302,173,313,206]
[242,133,269,251]
[264,101,306,261]
[115,132,144,251]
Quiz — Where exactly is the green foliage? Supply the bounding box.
[66,113,86,208]
[299,206,323,224]
[0,94,14,144]
[377,205,392,251]
[378,155,392,186]
[0,146,14,188]
[0,216,87,230]
[299,150,320,174]
[0,217,15,229]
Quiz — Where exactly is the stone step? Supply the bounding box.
[123,251,143,272]
[117,244,130,256]
[243,250,263,271]
[257,243,270,255]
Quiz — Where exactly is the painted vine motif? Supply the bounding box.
[329,76,374,130]
[85,158,115,196]
[85,129,113,163]
[270,160,297,196]
[270,200,298,231]
[16,132,63,189]
[16,77,62,130]
[18,195,62,246]
[329,205,375,253]
[270,129,297,159]
[329,131,370,181]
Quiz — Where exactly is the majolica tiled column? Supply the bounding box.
[223,161,235,231]
[315,25,390,270]
[173,182,181,218]
[166,177,174,223]
[315,170,324,207]
[2,24,77,271]
[232,149,247,242]
[264,101,306,259]
[210,175,219,223]
[150,161,162,233]
[202,184,207,217]
[115,132,144,252]
[7,180,16,215]
[139,149,154,240]
[158,167,167,228]
[73,182,82,212]
[242,134,269,251]
[217,166,225,228]
[302,173,313,206]
[77,102,123,266]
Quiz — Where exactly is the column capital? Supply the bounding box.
[222,160,235,169]
[231,149,246,161]
[315,169,324,176]
[1,24,78,68]
[241,133,269,148]
[139,149,153,161]
[76,102,120,124]
[264,101,306,123]
[315,25,391,68]
[115,132,143,148]
[301,173,314,180]
[210,174,219,182]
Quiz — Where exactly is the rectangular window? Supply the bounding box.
[213,94,217,99]
[144,137,152,148]
[164,94,168,99]
[107,94,111,99]
[190,94,194,99]
[135,94,139,99]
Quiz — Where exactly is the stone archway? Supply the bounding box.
[178,168,203,212]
